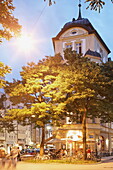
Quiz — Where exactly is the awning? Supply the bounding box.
[47,138,62,144]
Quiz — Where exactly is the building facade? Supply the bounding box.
[52,4,113,154]
[0,92,32,152]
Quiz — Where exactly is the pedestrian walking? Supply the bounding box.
[87,148,91,159]
[0,146,7,169]
[17,147,21,161]
[7,146,20,169]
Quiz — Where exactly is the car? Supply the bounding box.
[20,153,35,161]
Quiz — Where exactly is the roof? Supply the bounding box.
[64,18,93,31]
[52,17,110,54]
[85,49,101,58]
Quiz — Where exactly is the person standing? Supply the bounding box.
[64,149,68,157]
[87,148,91,159]
[7,146,20,169]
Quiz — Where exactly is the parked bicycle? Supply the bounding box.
[34,153,50,160]
[90,152,101,162]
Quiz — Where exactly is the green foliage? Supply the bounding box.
[4,55,64,128]
[44,0,56,6]
[52,48,113,160]
[54,48,113,124]
[85,0,105,12]
[0,0,21,43]
[44,0,113,12]
[0,117,15,132]
[3,49,113,157]
[52,49,98,118]
[6,49,113,125]
[0,62,11,88]
[0,94,6,109]
[100,61,113,101]
[4,54,64,155]
[26,158,96,164]
[98,61,113,122]
[0,92,15,133]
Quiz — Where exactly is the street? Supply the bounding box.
[5,159,113,170]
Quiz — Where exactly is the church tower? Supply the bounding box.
[52,1,110,63]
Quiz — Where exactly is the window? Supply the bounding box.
[100,48,103,58]
[71,31,77,35]
[75,42,82,54]
[65,43,72,49]
[0,133,5,137]
[66,112,73,124]
[9,135,13,139]
[66,117,72,124]
[89,135,94,139]
[92,118,95,123]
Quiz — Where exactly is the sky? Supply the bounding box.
[0,0,113,82]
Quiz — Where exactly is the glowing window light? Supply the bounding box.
[66,130,82,141]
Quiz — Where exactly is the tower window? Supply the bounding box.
[71,31,77,35]
[75,42,82,54]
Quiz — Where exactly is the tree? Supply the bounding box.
[85,0,113,12]
[51,48,113,160]
[100,61,113,103]
[0,92,15,133]
[5,55,65,156]
[0,62,11,88]
[4,50,113,159]
[0,62,13,132]
[44,0,113,12]
[0,116,15,133]
[0,0,21,43]
[98,61,113,123]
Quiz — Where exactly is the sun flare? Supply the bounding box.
[16,32,36,53]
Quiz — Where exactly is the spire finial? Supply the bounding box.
[77,0,82,20]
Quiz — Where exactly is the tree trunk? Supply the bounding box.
[82,108,87,160]
[40,126,45,156]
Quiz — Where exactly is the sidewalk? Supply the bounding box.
[101,155,113,162]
